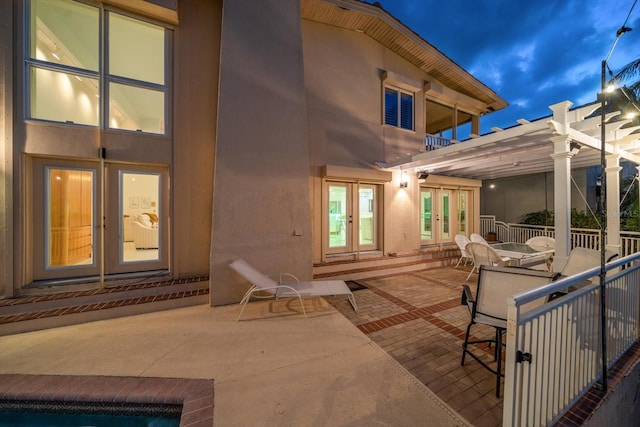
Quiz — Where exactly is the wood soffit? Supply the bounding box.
[301,0,508,113]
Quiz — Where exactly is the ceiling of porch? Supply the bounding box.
[380,100,640,181]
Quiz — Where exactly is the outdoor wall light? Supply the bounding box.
[400,171,408,188]
[417,171,429,180]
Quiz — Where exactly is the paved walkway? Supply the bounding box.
[0,290,469,426]
[326,266,504,427]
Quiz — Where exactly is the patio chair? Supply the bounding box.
[465,242,511,281]
[559,247,619,291]
[525,235,555,249]
[229,258,357,321]
[525,236,555,270]
[461,265,560,398]
[470,233,489,245]
[454,234,471,268]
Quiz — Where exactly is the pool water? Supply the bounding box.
[0,411,180,427]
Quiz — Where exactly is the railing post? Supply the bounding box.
[503,296,520,427]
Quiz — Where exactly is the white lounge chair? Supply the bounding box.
[229,258,357,320]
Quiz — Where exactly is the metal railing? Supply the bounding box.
[425,134,454,151]
[479,215,640,257]
[503,253,640,426]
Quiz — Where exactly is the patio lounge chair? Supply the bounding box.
[465,242,511,281]
[461,265,560,398]
[229,258,357,321]
[559,247,618,291]
[454,234,471,268]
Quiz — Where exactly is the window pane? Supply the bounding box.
[384,88,398,126]
[400,93,413,130]
[30,67,99,125]
[109,12,165,85]
[30,0,99,71]
[47,168,94,267]
[109,83,165,133]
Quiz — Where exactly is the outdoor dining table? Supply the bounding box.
[490,242,554,268]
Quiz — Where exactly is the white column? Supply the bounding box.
[550,135,575,270]
[605,154,622,255]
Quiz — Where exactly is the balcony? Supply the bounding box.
[425,134,454,151]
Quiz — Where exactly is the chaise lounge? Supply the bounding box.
[229,258,357,321]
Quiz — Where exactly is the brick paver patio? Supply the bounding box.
[327,266,505,427]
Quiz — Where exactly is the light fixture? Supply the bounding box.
[417,171,429,179]
[399,171,408,188]
[570,142,581,155]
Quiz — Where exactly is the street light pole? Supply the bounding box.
[599,58,607,392]
[598,23,632,393]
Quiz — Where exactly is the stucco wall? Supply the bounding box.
[480,170,589,224]
[172,0,221,278]
[210,0,313,305]
[303,20,426,168]
[0,0,12,298]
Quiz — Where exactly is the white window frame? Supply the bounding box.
[384,85,414,131]
[24,0,171,136]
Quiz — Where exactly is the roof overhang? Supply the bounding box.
[378,101,640,180]
[301,0,508,114]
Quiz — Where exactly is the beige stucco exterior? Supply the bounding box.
[0,0,501,306]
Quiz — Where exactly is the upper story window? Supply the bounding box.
[27,0,169,135]
[384,86,413,131]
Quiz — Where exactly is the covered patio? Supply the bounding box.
[379,100,640,270]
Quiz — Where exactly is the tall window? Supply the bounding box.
[27,0,168,134]
[384,86,413,130]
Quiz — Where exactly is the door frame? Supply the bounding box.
[29,156,169,284]
[322,180,381,258]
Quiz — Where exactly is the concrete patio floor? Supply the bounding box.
[0,280,470,426]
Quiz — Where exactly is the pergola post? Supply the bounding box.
[550,135,575,269]
[606,154,622,255]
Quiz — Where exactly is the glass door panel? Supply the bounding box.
[47,167,94,268]
[33,158,100,281]
[420,189,434,244]
[359,186,376,248]
[328,184,349,250]
[121,172,160,262]
[107,165,168,274]
[459,191,468,236]
[440,190,451,241]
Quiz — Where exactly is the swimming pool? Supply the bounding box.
[0,410,179,426]
[0,400,182,427]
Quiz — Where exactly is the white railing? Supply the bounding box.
[425,134,454,151]
[479,215,640,257]
[503,253,640,426]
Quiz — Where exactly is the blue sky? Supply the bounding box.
[376,0,640,134]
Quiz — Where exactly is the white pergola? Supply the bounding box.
[380,100,640,266]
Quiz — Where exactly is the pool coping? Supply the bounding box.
[0,374,214,427]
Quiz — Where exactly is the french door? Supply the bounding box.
[420,187,458,245]
[31,157,168,282]
[326,182,379,255]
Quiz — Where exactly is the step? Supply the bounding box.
[0,277,210,336]
[313,245,460,280]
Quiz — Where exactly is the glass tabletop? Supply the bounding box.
[491,242,545,255]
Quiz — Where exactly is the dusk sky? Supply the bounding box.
[376,0,640,135]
